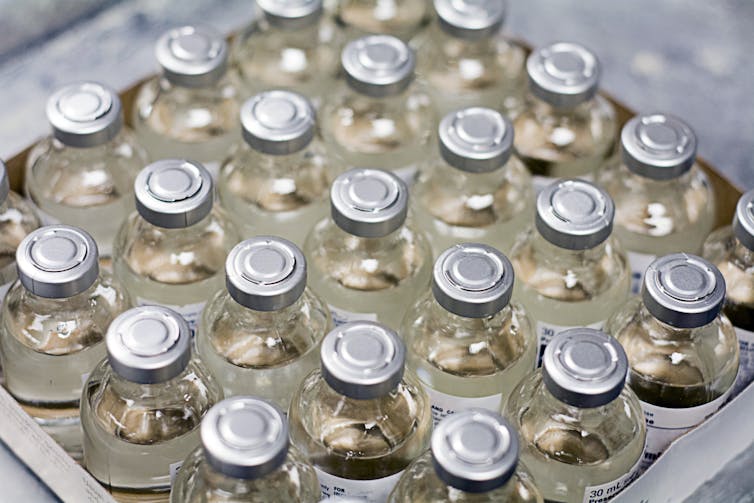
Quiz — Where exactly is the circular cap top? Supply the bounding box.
[733,189,754,251]
[320,321,406,399]
[201,397,289,479]
[46,82,123,148]
[135,159,213,228]
[342,35,415,97]
[225,236,307,312]
[536,179,614,250]
[0,160,9,205]
[542,328,628,408]
[156,25,228,88]
[621,113,698,180]
[431,409,519,493]
[330,168,408,238]
[434,0,506,39]
[240,91,315,155]
[439,107,514,173]
[642,253,725,329]
[527,42,600,108]
[432,243,514,318]
[106,306,192,384]
[258,0,323,28]
[16,225,99,299]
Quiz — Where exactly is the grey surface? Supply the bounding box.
[241,90,315,155]
[0,442,58,503]
[439,108,513,173]
[156,25,228,88]
[527,42,600,108]
[733,188,754,250]
[46,81,123,148]
[435,0,505,40]
[342,35,415,97]
[621,112,697,180]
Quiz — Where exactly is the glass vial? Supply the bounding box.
[598,113,715,295]
[510,179,630,366]
[513,42,616,193]
[504,328,646,503]
[289,321,432,502]
[606,254,739,471]
[113,159,240,334]
[304,168,432,330]
[81,305,222,500]
[403,243,537,426]
[132,25,241,178]
[389,409,543,502]
[25,82,147,257]
[196,236,332,410]
[217,90,336,248]
[413,107,533,256]
[171,396,320,502]
[334,0,432,41]
[0,225,130,459]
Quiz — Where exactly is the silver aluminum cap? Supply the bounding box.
[342,35,415,98]
[16,225,99,299]
[536,179,614,250]
[226,236,306,311]
[527,42,600,108]
[0,160,9,205]
[258,0,323,29]
[320,321,406,400]
[156,25,228,88]
[542,328,628,408]
[733,189,754,251]
[439,107,514,173]
[330,168,408,238]
[642,253,725,329]
[432,243,514,318]
[135,159,213,229]
[431,409,519,493]
[46,82,123,148]
[201,397,289,480]
[241,90,315,156]
[621,113,697,180]
[106,306,191,384]
[434,0,506,40]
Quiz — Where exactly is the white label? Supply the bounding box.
[315,467,404,502]
[424,385,502,427]
[329,304,378,327]
[169,460,183,486]
[136,297,205,335]
[535,320,605,367]
[733,326,754,396]
[582,456,642,503]
[627,251,657,295]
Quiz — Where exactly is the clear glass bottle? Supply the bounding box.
[413,107,533,256]
[504,328,646,503]
[510,179,630,366]
[112,159,240,335]
[217,90,337,248]
[389,409,543,502]
[233,0,342,107]
[605,254,739,471]
[132,25,241,178]
[171,396,320,503]
[598,113,716,295]
[415,0,526,118]
[513,42,616,193]
[25,82,147,257]
[334,0,432,41]
[304,168,432,330]
[81,305,222,500]
[0,225,130,460]
[403,243,537,426]
[289,321,432,502]
[196,236,332,410]
[320,35,434,185]
[704,189,754,396]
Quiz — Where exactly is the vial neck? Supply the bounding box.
[428,296,508,336]
[732,236,754,268]
[642,305,700,340]
[532,230,609,268]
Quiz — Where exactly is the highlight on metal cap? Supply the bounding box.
[240,90,316,156]
[536,179,614,250]
[542,328,628,408]
[135,159,213,229]
[201,396,290,480]
[330,168,408,238]
[342,35,416,98]
[225,236,307,312]
[156,25,228,88]
[258,0,323,29]
[320,321,406,399]
[733,189,754,251]
[431,409,519,493]
[439,107,514,173]
[432,243,514,318]
[434,0,506,40]
[642,253,726,329]
[106,305,192,384]
[46,82,123,148]
[0,160,9,205]
[16,225,99,299]
[527,42,600,108]
[621,113,698,180]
